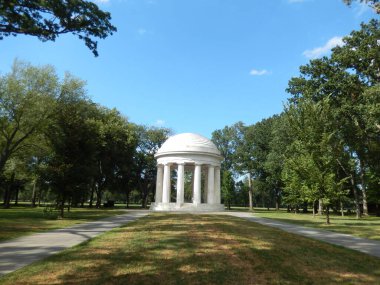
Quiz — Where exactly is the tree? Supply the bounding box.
[132,126,171,208]
[88,107,137,208]
[287,20,380,216]
[221,170,235,210]
[283,97,350,224]
[343,0,380,14]
[235,118,275,210]
[265,114,292,210]
[211,122,244,172]
[45,76,97,217]
[0,0,117,56]
[0,60,58,177]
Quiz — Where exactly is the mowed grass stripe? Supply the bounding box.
[253,208,380,241]
[1,214,380,285]
[0,207,126,242]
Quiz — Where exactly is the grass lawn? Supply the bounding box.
[1,213,380,285]
[0,206,126,242]
[252,208,380,241]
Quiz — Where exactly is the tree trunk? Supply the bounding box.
[352,183,361,219]
[326,205,330,225]
[275,193,280,211]
[14,186,19,206]
[96,184,102,208]
[3,172,15,208]
[60,193,65,218]
[126,190,130,208]
[318,199,323,215]
[359,161,368,216]
[3,187,9,208]
[89,183,95,208]
[38,188,42,207]
[31,180,37,207]
[67,196,71,212]
[248,173,253,211]
[340,200,344,217]
[337,158,361,219]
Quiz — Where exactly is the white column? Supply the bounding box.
[155,165,163,203]
[203,169,208,203]
[176,163,185,205]
[214,166,221,204]
[207,165,215,204]
[162,163,171,203]
[193,164,202,205]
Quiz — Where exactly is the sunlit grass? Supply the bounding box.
[0,206,125,242]
[1,213,380,285]
[252,208,380,241]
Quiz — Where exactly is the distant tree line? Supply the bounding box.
[213,19,380,223]
[0,60,171,217]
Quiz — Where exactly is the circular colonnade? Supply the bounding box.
[150,133,224,212]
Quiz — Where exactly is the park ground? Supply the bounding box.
[1,211,380,284]
[0,206,128,242]
[0,206,380,284]
[2,206,380,242]
[249,208,380,241]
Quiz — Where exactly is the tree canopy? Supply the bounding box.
[0,0,117,56]
[212,19,380,222]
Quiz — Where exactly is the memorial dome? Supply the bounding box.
[155,133,221,158]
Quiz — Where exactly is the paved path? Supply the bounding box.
[225,211,380,259]
[0,210,150,276]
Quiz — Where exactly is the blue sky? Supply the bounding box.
[0,0,376,138]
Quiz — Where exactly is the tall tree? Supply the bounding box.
[211,122,244,172]
[0,0,117,56]
[133,126,171,208]
[221,170,235,210]
[45,76,97,217]
[283,97,349,224]
[0,60,57,177]
[287,20,380,216]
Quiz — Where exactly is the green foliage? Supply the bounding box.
[211,122,244,172]
[0,60,58,173]
[211,20,379,219]
[132,126,171,207]
[0,61,171,216]
[221,170,235,209]
[343,0,380,14]
[0,0,117,56]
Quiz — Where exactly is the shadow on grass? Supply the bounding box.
[2,214,380,285]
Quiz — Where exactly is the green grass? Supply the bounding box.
[252,208,380,241]
[0,206,126,242]
[1,213,380,285]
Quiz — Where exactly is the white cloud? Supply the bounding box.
[94,0,110,3]
[353,2,371,17]
[155,119,165,126]
[303,36,344,59]
[137,28,147,35]
[250,69,270,76]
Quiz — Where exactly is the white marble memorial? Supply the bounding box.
[150,133,224,212]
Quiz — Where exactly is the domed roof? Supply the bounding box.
[155,133,221,157]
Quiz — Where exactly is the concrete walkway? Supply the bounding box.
[226,211,380,259]
[0,210,150,276]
